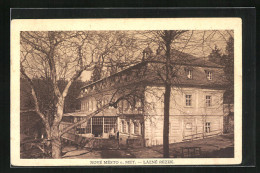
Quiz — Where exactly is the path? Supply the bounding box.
[62,133,234,158]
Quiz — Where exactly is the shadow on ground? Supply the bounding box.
[21,133,234,159]
[202,147,234,158]
[100,149,136,158]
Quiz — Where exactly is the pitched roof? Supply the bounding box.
[171,65,228,88]
[81,50,227,91]
[149,49,223,68]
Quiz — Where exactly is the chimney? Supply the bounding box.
[156,45,165,56]
[142,46,153,61]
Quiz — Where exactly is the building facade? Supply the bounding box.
[61,51,228,147]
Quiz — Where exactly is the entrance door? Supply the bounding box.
[183,120,193,140]
[92,125,103,137]
[92,117,103,137]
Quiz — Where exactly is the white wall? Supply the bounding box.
[144,86,225,146]
[144,86,224,116]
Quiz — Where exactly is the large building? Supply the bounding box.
[61,49,228,147]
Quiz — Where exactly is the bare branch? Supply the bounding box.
[60,103,110,135]
[20,64,48,125]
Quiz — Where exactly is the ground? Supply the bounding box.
[20,133,234,159]
[61,134,234,159]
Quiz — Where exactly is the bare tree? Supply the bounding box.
[20,30,232,159]
[139,30,232,157]
[136,30,188,157]
[20,31,95,158]
[89,31,140,80]
[20,31,141,158]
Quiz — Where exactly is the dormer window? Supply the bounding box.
[111,77,115,83]
[122,74,127,82]
[127,75,132,81]
[184,68,193,79]
[187,70,192,79]
[206,71,212,80]
[115,76,119,82]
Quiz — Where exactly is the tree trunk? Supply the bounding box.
[45,125,52,146]
[163,30,172,158]
[163,83,171,158]
[51,125,62,158]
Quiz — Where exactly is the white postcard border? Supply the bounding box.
[11,18,242,166]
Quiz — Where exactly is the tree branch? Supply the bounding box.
[62,64,94,98]
[60,103,110,135]
[20,64,48,125]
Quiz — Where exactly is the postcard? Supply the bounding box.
[11,18,242,166]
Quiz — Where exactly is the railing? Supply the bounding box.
[60,122,77,141]
[20,138,51,158]
[127,137,144,148]
[183,129,222,141]
[181,147,201,158]
[61,135,120,150]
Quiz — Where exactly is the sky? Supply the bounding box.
[20,30,233,82]
[80,71,92,81]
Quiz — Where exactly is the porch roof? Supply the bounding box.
[63,111,119,117]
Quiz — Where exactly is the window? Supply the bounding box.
[124,100,130,111]
[185,123,192,129]
[122,74,127,82]
[187,70,192,79]
[92,100,96,111]
[121,120,126,133]
[205,122,211,133]
[62,116,73,123]
[86,101,89,111]
[135,98,142,108]
[86,119,91,133]
[82,103,84,110]
[104,117,117,133]
[111,77,115,83]
[127,122,130,134]
[169,123,172,136]
[206,95,212,107]
[97,100,102,109]
[185,95,192,106]
[140,123,144,135]
[126,74,132,81]
[103,98,106,105]
[89,100,93,111]
[106,98,110,105]
[115,76,119,82]
[118,101,123,113]
[92,117,103,125]
[92,117,103,137]
[131,122,135,134]
[134,71,139,77]
[206,71,212,80]
[76,117,87,134]
[134,122,140,135]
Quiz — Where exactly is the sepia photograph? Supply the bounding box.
[11,18,242,166]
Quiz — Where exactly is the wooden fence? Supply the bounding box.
[183,129,222,142]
